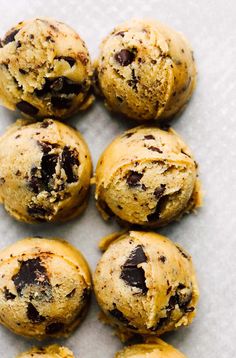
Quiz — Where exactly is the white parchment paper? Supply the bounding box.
[0,0,235,357]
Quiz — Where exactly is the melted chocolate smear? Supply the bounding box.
[4,287,16,300]
[35,76,82,97]
[12,258,51,296]
[126,171,143,187]
[3,29,20,44]
[56,56,76,67]
[61,146,80,183]
[45,322,64,335]
[147,195,168,222]
[120,245,148,294]
[27,302,45,323]
[115,49,135,66]
[109,308,129,324]
[16,101,39,116]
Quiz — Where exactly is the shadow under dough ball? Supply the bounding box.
[95,126,202,228]
[0,238,91,340]
[94,231,199,337]
[95,18,197,121]
[0,18,94,119]
[0,119,92,223]
[115,338,186,357]
[17,345,75,358]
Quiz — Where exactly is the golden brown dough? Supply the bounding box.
[17,344,75,358]
[0,238,91,339]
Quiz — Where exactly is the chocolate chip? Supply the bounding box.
[41,153,58,188]
[66,288,76,298]
[61,146,80,183]
[115,31,126,37]
[154,184,166,199]
[120,245,148,294]
[19,68,27,74]
[126,171,143,187]
[4,287,16,300]
[3,29,20,44]
[144,135,155,140]
[45,322,64,335]
[124,132,134,138]
[116,96,123,103]
[40,119,53,128]
[115,49,135,66]
[166,286,172,295]
[27,205,52,220]
[159,255,166,263]
[16,101,39,116]
[27,303,45,323]
[176,245,190,260]
[35,77,82,97]
[147,146,163,153]
[147,195,168,222]
[127,68,138,90]
[109,308,129,324]
[12,258,51,296]
[51,96,72,109]
[37,141,53,153]
[56,56,76,67]
[0,177,5,184]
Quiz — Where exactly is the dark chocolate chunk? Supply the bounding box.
[45,322,64,335]
[126,171,143,187]
[28,168,41,194]
[127,68,138,90]
[35,77,82,97]
[61,146,80,183]
[109,308,129,324]
[41,153,58,188]
[16,101,39,116]
[19,68,27,74]
[154,184,166,199]
[147,146,163,153]
[51,96,72,109]
[120,245,148,294]
[66,288,76,298]
[144,135,155,140]
[27,205,52,220]
[147,195,168,222]
[4,287,16,300]
[12,258,51,296]
[159,255,166,263]
[56,56,76,67]
[0,177,5,184]
[3,29,20,44]
[115,49,135,66]
[116,96,123,103]
[27,302,45,323]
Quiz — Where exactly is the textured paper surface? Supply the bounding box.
[0,0,235,357]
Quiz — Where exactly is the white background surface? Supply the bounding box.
[0,0,235,357]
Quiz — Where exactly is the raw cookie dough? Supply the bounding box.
[95,19,196,121]
[0,237,91,339]
[115,338,186,357]
[0,118,92,223]
[95,126,202,228]
[0,18,94,119]
[94,231,199,337]
[17,345,75,358]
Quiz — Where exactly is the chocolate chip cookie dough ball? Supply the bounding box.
[0,119,92,223]
[95,126,202,228]
[0,18,94,119]
[115,338,186,357]
[94,231,199,337]
[17,345,75,358]
[0,238,91,339]
[96,19,196,121]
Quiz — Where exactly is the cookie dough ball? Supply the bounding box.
[96,19,196,121]
[94,231,199,336]
[95,126,202,228]
[17,345,75,358]
[0,18,94,119]
[0,238,91,339]
[115,338,186,357]
[0,119,92,223]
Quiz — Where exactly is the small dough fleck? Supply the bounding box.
[115,338,186,357]
[94,231,199,337]
[17,344,75,358]
[0,18,94,119]
[95,126,202,227]
[0,119,92,223]
[0,238,91,340]
[96,19,196,121]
